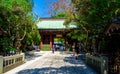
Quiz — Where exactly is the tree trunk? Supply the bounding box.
[85,30,88,52]
[80,24,89,52]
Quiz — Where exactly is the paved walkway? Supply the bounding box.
[4,51,97,74]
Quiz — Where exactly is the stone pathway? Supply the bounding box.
[4,51,97,74]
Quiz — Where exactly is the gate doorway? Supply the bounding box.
[53,38,65,51]
[37,18,77,51]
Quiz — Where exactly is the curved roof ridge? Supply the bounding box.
[39,18,66,20]
[36,18,77,29]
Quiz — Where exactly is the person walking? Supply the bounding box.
[74,44,79,60]
[72,44,75,56]
[52,45,55,54]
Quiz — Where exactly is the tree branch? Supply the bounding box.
[19,31,26,41]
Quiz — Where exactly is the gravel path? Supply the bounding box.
[4,51,97,74]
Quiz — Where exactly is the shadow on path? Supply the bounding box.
[62,53,97,74]
[25,51,42,62]
[17,66,96,74]
[63,53,86,64]
[17,52,97,74]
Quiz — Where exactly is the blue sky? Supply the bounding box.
[32,0,57,18]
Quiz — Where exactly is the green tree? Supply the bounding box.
[0,0,40,52]
[47,0,70,17]
[52,12,67,18]
[64,0,120,52]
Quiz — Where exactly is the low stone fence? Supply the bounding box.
[0,56,3,74]
[0,51,22,56]
[0,53,25,74]
[86,53,108,74]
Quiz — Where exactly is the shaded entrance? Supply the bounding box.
[39,28,69,51]
[53,38,65,51]
[37,18,77,51]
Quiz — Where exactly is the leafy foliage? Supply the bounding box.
[0,0,40,52]
[52,12,67,18]
[63,0,120,51]
[47,0,70,17]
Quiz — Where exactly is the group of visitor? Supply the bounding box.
[72,43,84,60]
[52,43,83,60]
[72,44,80,60]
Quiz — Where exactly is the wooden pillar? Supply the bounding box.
[50,35,52,51]
[40,41,43,50]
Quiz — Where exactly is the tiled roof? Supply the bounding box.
[36,18,77,29]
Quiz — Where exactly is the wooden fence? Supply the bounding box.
[0,53,25,74]
[86,53,108,74]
